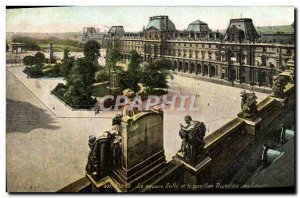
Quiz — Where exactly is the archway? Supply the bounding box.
[210,66,216,77]
[196,64,201,75]
[173,61,178,71]
[258,71,267,86]
[178,61,183,72]
[184,62,189,73]
[229,68,237,81]
[190,63,195,74]
[203,65,209,76]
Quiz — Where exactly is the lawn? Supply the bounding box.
[91,84,111,97]
[39,44,83,52]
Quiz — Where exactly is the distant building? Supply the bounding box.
[101,15,294,88]
[256,23,294,44]
[81,27,107,42]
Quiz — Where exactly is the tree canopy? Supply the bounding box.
[117,51,172,93]
[83,40,101,63]
[117,50,142,92]
[34,52,46,68]
[105,49,121,93]
[23,55,36,66]
[60,48,75,79]
[140,58,173,90]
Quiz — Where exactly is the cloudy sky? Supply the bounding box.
[6,6,294,33]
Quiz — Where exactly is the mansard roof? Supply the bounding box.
[187,20,209,32]
[146,16,176,31]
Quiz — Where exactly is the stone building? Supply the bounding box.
[107,15,294,87]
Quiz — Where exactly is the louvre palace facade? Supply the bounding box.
[98,15,295,88]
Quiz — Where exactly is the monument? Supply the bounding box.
[272,76,286,99]
[238,90,258,121]
[48,43,54,63]
[86,109,167,192]
[177,115,206,165]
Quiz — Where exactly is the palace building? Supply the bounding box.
[91,15,295,88]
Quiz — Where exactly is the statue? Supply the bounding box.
[111,114,122,167]
[272,76,286,98]
[86,132,114,180]
[178,115,206,164]
[238,90,258,121]
[136,83,147,96]
[86,114,123,180]
[122,89,141,117]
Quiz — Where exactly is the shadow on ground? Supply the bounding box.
[6,98,60,133]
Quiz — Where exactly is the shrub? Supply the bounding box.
[51,83,66,97]
[23,67,44,78]
[95,70,109,82]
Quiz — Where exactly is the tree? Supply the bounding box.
[60,48,75,79]
[34,52,46,69]
[73,57,96,87]
[23,55,35,66]
[127,50,142,92]
[61,57,75,78]
[64,66,92,108]
[82,41,101,84]
[141,58,173,91]
[6,43,9,52]
[63,48,70,61]
[63,58,95,108]
[83,40,101,63]
[105,49,121,93]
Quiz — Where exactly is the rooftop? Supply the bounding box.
[146,16,176,31]
[257,25,294,34]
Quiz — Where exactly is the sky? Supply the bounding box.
[6,6,295,33]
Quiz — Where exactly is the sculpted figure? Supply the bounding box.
[238,90,258,120]
[86,113,124,180]
[122,89,141,117]
[272,76,286,98]
[178,115,206,164]
[110,114,122,167]
[136,83,147,96]
[86,132,114,180]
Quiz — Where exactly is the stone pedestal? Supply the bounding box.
[112,110,167,192]
[243,117,262,136]
[274,97,288,108]
[174,155,212,185]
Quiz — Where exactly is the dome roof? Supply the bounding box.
[187,20,209,32]
[189,20,207,25]
[146,16,176,31]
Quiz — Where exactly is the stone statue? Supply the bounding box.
[86,132,114,180]
[136,83,147,96]
[122,89,141,117]
[178,115,206,164]
[86,114,124,180]
[238,90,258,121]
[111,114,122,167]
[272,76,286,98]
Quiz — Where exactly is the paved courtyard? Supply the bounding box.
[6,65,268,192]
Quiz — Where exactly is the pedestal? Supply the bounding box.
[243,117,262,135]
[112,111,167,192]
[274,97,288,108]
[174,155,212,185]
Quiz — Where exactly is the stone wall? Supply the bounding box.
[121,111,164,169]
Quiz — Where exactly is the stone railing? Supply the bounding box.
[199,82,295,161]
[203,118,245,158]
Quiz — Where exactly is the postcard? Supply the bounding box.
[6,6,295,193]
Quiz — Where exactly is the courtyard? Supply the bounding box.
[6,64,268,192]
